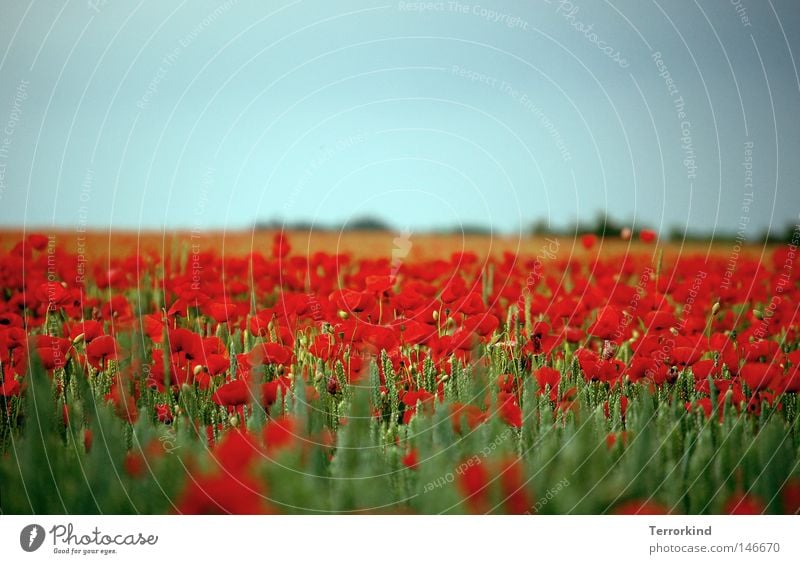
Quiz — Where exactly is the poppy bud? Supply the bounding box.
[193,364,205,376]
[229,415,239,427]
[601,340,617,360]
[327,376,339,395]
[432,310,439,321]
[338,310,349,320]
[752,309,764,320]
[711,302,720,315]
[72,333,85,345]
[156,403,173,424]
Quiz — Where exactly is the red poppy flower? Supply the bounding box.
[527,322,566,355]
[686,398,713,419]
[397,319,436,345]
[0,377,21,397]
[155,403,173,424]
[330,289,375,314]
[101,295,133,321]
[496,374,516,394]
[86,335,118,369]
[213,429,262,474]
[393,289,427,312]
[32,335,71,371]
[575,348,602,381]
[212,379,250,407]
[143,314,166,343]
[264,415,296,452]
[613,499,669,514]
[639,229,657,243]
[450,403,487,433]
[168,328,203,365]
[34,282,71,309]
[458,461,490,513]
[741,340,779,363]
[206,301,241,323]
[272,231,291,259]
[588,307,621,341]
[463,313,499,338]
[691,359,719,381]
[402,449,419,470]
[176,474,269,514]
[534,366,560,391]
[105,383,138,424]
[365,274,394,296]
[205,354,230,377]
[724,492,765,515]
[123,452,145,478]
[644,311,677,332]
[782,479,800,514]
[262,377,291,407]
[580,233,597,250]
[670,346,703,367]
[626,356,656,383]
[440,277,468,304]
[740,363,779,392]
[498,458,530,514]
[455,292,486,316]
[27,233,50,250]
[248,342,293,367]
[773,364,800,394]
[402,389,435,424]
[498,393,522,428]
[66,320,104,343]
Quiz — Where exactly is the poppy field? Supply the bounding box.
[1,230,799,515]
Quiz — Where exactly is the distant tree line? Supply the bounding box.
[255,212,798,243]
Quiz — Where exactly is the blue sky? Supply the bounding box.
[0,0,798,236]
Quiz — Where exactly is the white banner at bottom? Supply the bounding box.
[0,515,797,563]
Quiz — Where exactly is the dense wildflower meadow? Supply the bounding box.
[1,231,799,515]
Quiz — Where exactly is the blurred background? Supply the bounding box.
[0,0,798,240]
